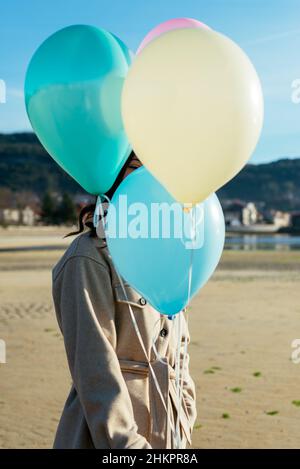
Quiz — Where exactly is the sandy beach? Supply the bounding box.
[0,227,300,449]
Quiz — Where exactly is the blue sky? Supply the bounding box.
[0,0,300,163]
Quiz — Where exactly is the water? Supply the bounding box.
[1,232,300,252]
[225,234,300,251]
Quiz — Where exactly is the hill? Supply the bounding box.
[0,133,299,211]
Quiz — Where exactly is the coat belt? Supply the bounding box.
[119,358,191,447]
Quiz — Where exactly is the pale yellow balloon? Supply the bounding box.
[122,28,264,204]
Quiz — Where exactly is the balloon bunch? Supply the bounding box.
[25,19,263,316]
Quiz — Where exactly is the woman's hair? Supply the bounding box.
[65,151,141,238]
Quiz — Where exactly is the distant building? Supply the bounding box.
[224,201,262,227]
[0,206,38,226]
[0,208,20,225]
[21,206,37,225]
[222,200,290,232]
[242,202,258,226]
[272,210,291,228]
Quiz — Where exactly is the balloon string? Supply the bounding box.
[93,193,110,230]
[175,207,196,448]
[96,196,176,443]
[93,195,102,228]
[175,312,183,448]
[115,270,176,441]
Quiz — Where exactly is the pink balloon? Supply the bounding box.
[137,17,210,54]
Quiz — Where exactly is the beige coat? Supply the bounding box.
[52,231,197,449]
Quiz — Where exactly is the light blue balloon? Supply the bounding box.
[25,25,133,194]
[106,167,225,316]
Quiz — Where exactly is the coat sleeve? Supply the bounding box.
[179,315,197,434]
[53,255,151,449]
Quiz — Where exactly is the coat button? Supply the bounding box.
[139,297,147,306]
[160,328,168,338]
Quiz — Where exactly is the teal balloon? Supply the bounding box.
[25,25,133,194]
[106,167,225,316]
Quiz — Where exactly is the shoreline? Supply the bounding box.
[1,227,300,253]
[1,225,300,235]
[227,228,300,235]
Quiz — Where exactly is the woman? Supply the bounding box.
[52,152,197,449]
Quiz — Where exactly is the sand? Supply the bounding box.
[0,228,300,449]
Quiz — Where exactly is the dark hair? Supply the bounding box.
[65,151,140,238]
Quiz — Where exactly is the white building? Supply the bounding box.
[271,210,290,228]
[0,208,20,225]
[0,206,37,226]
[242,202,258,226]
[21,206,37,225]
